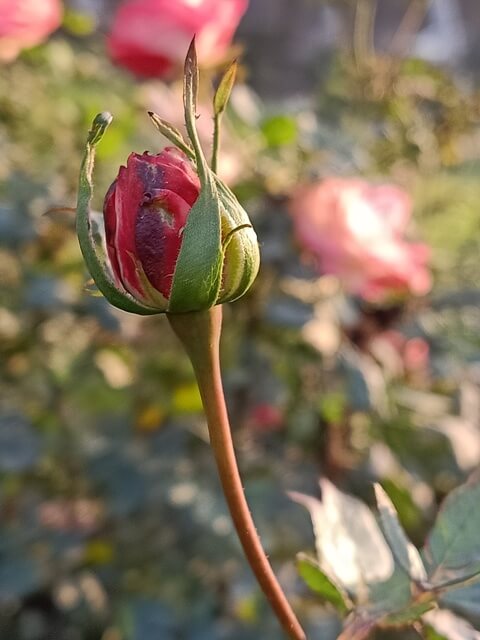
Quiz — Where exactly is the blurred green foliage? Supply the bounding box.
[2,6,480,640]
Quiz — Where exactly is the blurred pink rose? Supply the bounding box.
[107,0,248,78]
[0,0,62,62]
[247,403,284,433]
[289,178,431,302]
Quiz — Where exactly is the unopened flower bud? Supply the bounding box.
[102,146,259,312]
[76,42,259,315]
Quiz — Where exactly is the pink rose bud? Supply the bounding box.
[76,44,259,315]
[107,0,248,78]
[289,178,432,303]
[0,0,62,62]
[103,148,201,304]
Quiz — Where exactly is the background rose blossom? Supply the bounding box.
[289,178,432,302]
[0,0,62,62]
[107,0,248,78]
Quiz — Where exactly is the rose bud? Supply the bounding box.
[101,146,258,312]
[76,44,259,315]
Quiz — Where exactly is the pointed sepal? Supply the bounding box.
[148,111,195,161]
[76,113,159,315]
[168,39,223,313]
[214,60,237,117]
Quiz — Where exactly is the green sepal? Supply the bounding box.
[213,60,237,116]
[216,179,259,304]
[149,42,259,312]
[76,113,159,316]
[148,111,195,160]
[168,40,223,312]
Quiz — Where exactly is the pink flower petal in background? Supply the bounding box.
[0,0,62,62]
[107,0,248,78]
[289,178,431,303]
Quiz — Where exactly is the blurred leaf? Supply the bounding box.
[342,349,387,415]
[265,296,314,328]
[0,206,34,246]
[88,451,148,517]
[0,413,41,473]
[290,479,394,594]
[84,540,114,565]
[380,479,424,536]
[424,609,480,640]
[382,601,434,625]
[63,10,97,36]
[0,553,43,602]
[374,485,427,584]
[319,393,346,424]
[296,553,351,614]
[423,472,480,585]
[24,275,74,311]
[135,405,166,432]
[124,599,177,640]
[367,564,413,615]
[440,582,480,627]
[424,625,449,640]
[261,115,298,147]
[172,383,203,414]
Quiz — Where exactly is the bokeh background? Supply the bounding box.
[2,1,480,638]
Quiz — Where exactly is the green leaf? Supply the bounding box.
[424,625,449,640]
[440,581,480,622]
[423,471,480,585]
[367,564,414,615]
[76,113,159,316]
[290,480,394,595]
[380,478,424,534]
[214,61,237,116]
[375,484,427,585]
[148,111,195,161]
[261,114,298,147]
[297,553,351,614]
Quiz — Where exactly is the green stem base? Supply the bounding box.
[168,306,306,640]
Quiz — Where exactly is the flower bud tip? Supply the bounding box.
[95,112,113,126]
[88,112,113,145]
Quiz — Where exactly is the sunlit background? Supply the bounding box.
[2,1,480,638]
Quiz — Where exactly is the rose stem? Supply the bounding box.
[211,112,221,174]
[167,306,306,640]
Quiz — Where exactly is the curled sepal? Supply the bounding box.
[168,39,223,313]
[76,113,159,315]
[148,111,195,161]
[216,179,260,304]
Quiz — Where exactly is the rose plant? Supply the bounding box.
[289,178,431,303]
[0,0,62,62]
[107,0,248,78]
[76,41,305,640]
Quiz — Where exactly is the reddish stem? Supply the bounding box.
[168,306,306,640]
